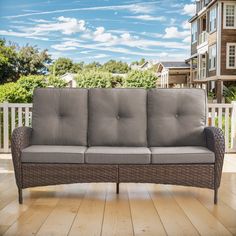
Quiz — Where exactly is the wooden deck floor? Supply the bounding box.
[0,154,236,236]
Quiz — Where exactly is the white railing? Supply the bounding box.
[198,31,208,45]
[0,102,236,153]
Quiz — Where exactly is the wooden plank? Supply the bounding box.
[68,183,107,236]
[127,183,166,236]
[36,184,86,236]
[148,184,199,236]
[193,188,236,235]
[211,107,216,126]
[101,184,133,236]
[3,188,61,236]
[168,186,232,236]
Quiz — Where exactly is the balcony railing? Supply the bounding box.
[199,67,207,79]
[0,102,236,153]
[198,31,208,45]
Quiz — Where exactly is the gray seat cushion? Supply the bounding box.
[85,147,151,164]
[150,146,215,164]
[22,145,86,163]
[148,89,207,147]
[31,88,88,146]
[88,88,147,146]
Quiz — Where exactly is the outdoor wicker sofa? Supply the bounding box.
[11,88,225,204]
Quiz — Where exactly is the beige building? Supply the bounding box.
[188,0,236,102]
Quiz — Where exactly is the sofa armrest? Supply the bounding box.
[204,126,225,189]
[11,126,32,188]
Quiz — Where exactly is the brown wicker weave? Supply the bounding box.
[11,126,225,204]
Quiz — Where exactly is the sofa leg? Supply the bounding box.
[214,189,218,205]
[116,183,119,194]
[18,188,23,204]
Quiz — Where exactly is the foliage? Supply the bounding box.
[47,75,68,88]
[83,61,102,70]
[123,70,158,89]
[0,39,18,83]
[0,39,51,83]
[17,45,51,76]
[0,75,67,103]
[223,85,236,103]
[131,58,146,66]
[102,60,130,73]
[76,69,113,88]
[50,57,73,76]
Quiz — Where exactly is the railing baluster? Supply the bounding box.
[25,107,29,126]
[11,107,16,132]
[211,107,215,127]
[218,107,222,129]
[18,107,22,127]
[225,108,230,152]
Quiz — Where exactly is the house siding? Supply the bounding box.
[220,2,236,75]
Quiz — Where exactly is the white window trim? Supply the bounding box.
[223,2,236,29]
[209,5,217,33]
[191,21,197,44]
[226,43,236,69]
[209,44,217,71]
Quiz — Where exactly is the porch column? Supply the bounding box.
[216,80,223,103]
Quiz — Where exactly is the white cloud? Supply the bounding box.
[93,54,109,59]
[182,4,196,16]
[93,27,117,42]
[0,16,86,39]
[5,3,155,19]
[124,15,166,21]
[183,36,191,43]
[163,27,189,39]
[181,20,191,29]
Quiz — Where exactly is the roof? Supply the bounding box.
[160,62,190,68]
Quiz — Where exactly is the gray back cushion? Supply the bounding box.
[88,88,147,146]
[148,89,207,147]
[31,88,88,145]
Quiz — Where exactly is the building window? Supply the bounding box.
[224,3,236,29]
[209,6,217,32]
[191,21,197,43]
[209,44,216,70]
[227,43,236,69]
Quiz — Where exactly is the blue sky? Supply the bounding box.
[0,0,196,63]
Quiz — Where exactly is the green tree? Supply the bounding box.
[123,70,158,89]
[0,39,18,83]
[50,57,73,76]
[223,85,236,103]
[71,62,84,73]
[17,45,51,77]
[84,61,101,70]
[102,60,129,73]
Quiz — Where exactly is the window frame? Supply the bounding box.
[209,5,217,33]
[209,44,217,71]
[226,43,236,69]
[224,3,236,29]
[191,21,197,44]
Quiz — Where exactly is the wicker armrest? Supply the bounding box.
[11,126,32,188]
[204,126,225,188]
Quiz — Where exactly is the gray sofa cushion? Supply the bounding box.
[85,147,151,164]
[150,146,215,164]
[148,89,207,147]
[88,88,147,146]
[31,88,88,146]
[22,145,86,163]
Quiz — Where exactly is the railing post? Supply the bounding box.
[3,101,9,153]
[231,101,236,151]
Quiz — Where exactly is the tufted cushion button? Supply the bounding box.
[117,115,120,120]
[175,114,179,118]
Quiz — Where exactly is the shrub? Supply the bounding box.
[0,75,67,103]
[76,69,113,88]
[123,70,158,89]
